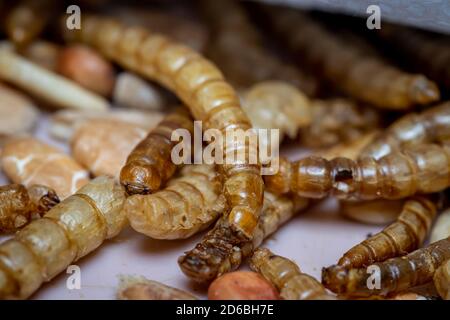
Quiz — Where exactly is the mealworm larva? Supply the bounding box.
[0,176,126,299]
[361,101,450,160]
[63,15,264,238]
[120,108,194,195]
[339,199,404,225]
[20,40,61,71]
[250,248,336,300]
[117,275,197,300]
[433,258,450,300]
[0,44,109,111]
[430,207,450,243]
[0,184,59,233]
[1,137,90,199]
[337,196,437,268]
[263,7,440,109]
[124,164,225,240]
[322,236,450,297]
[178,193,310,283]
[265,142,450,200]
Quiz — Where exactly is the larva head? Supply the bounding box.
[409,75,440,105]
[28,184,60,215]
[120,161,162,195]
[321,265,350,294]
[177,253,222,284]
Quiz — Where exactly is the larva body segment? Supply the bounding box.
[361,101,450,159]
[64,16,264,239]
[263,7,439,109]
[124,164,225,240]
[433,258,450,300]
[0,176,126,299]
[265,143,450,200]
[119,108,194,195]
[250,248,336,300]
[322,236,450,297]
[430,207,450,243]
[0,184,60,233]
[178,192,310,283]
[338,196,437,268]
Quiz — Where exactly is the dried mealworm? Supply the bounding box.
[337,196,437,268]
[250,248,336,300]
[0,176,126,299]
[124,164,225,240]
[263,7,440,109]
[120,108,194,195]
[430,207,450,243]
[265,142,450,200]
[63,14,264,239]
[433,258,450,300]
[339,199,404,225]
[361,101,450,159]
[19,40,61,71]
[178,193,310,283]
[0,184,59,233]
[322,236,450,297]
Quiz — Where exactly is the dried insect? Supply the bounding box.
[250,248,336,300]
[0,184,59,233]
[63,15,264,238]
[124,164,225,239]
[337,196,437,268]
[117,275,197,300]
[1,137,90,199]
[263,7,440,109]
[433,258,450,300]
[361,101,450,159]
[120,108,194,195]
[430,207,450,243]
[0,176,126,299]
[0,44,109,111]
[20,40,61,71]
[322,236,450,297]
[178,193,310,283]
[265,142,450,200]
[339,199,404,225]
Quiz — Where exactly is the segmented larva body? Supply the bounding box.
[178,192,310,283]
[433,258,450,300]
[124,164,226,240]
[338,196,437,268]
[265,143,450,200]
[0,184,59,233]
[361,101,450,159]
[322,236,450,297]
[250,248,336,300]
[63,15,264,239]
[263,7,439,109]
[0,177,126,299]
[120,108,194,195]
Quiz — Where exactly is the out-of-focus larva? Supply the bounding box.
[361,101,450,160]
[301,99,380,149]
[199,0,318,94]
[0,176,126,299]
[337,196,437,268]
[339,199,404,225]
[0,44,109,111]
[430,207,450,243]
[71,119,148,178]
[124,164,225,240]
[263,7,440,109]
[250,248,336,300]
[117,275,197,300]
[20,40,61,71]
[322,236,450,297]
[433,258,450,300]
[0,184,59,233]
[178,193,310,283]
[265,142,450,200]
[63,15,264,239]
[120,108,193,195]
[1,137,90,199]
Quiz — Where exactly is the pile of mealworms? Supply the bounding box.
[0,0,449,300]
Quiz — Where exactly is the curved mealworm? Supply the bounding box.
[433,258,450,300]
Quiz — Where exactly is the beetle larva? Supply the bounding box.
[361,101,450,160]
[119,108,194,195]
[262,7,439,109]
[0,184,59,233]
[322,236,450,297]
[0,176,126,299]
[178,193,310,283]
[433,258,450,300]
[337,196,437,268]
[124,164,225,240]
[250,248,336,300]
[20,40,61,71]
[430,207,450,243]
[63,16,265,238]
[265,142,450,200]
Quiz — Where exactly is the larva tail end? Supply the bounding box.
[321,265,349,294]
[120,162,162,195]
[410,76,440,105]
